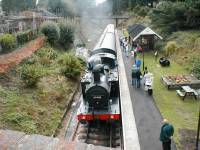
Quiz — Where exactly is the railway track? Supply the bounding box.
[73,121,122,149]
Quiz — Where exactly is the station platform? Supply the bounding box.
[115,30,141,150]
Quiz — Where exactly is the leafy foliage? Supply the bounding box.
[165,41,178,57]
[16,30,37,45]
[35,48,58,67]
[111,0,156,14]
[58,19,76,49]
[58,53,82,79]
[19,64,44,87]
[1,0,36,14]
[136,5,151,17]
[35,48,58,60]
[150,1,200,33]
[41,21,60,45]
[0,34,17,53]
[191,58,200,79]
[47,0,75,17]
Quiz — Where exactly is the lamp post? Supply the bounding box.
[195,107,200,150]
[141,37,145,71]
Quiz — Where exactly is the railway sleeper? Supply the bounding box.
[112,139,121,147]
[78,133,109,140]
[86,139,110,147]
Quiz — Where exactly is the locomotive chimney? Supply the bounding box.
[92,64,103,83]
[93,72,100,83]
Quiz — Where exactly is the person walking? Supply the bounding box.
[160,119,174,150]
[135,69,142,88]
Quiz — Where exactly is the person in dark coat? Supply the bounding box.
[132,69,137,86]
[135,69,142,88]
[160,119,174,150]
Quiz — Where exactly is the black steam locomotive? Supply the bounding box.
[77,24,120,123]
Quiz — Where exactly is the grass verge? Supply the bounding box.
[0,45,83,136]
[138,52,199,149]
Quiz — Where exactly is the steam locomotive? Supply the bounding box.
[77,24,120,123]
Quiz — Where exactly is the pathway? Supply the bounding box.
[0,36,45,73]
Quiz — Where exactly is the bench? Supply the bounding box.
[176,90,184,97]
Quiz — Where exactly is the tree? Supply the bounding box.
[58,19,76,49]
[48,0,75,17]
[1,0,36,14]
[150,1,200,33]
[1,0,15,15]
[41,21,60,45]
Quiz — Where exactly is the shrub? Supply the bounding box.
[165,41,178,57]
[40,21,60,45]
[17,30,37,45]
[137,6,150,17]
[58,53,82,79]
[154,41,165,52]
[2,112,37,134]
[35,48,58,67]
[0,34,16,53]
[58,19,76,49]
[35,48,58,60]
[191,58,200,79]
[19,64,44,87]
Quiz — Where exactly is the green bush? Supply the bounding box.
[17,32,28,44]
[35,48,58,60]
[19,64,44,87]
[35,48,58,67]
[2,112,37,134]
[41,21,60,45]
[58,53,82,79]
[17,30,37,45]
[154,41,165,52]
[137,6,150,17]
[150,1,200,33]
[0,34,17,53]
[191,58,200,79]
[165,41,178,57]
[58,19,76,49]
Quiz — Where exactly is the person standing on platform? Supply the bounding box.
[143,66,148,76]
[136,59,142,69]
[131,67,137,86]
[135,69,142,88]
[155,50,158,62]
[123,37,128,52]
[125,44,129,57]
[160,119,174,150]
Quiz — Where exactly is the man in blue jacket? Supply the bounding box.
[160,119,174,150]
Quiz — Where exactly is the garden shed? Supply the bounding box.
[128,24,163,51]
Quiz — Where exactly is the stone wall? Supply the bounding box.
[0,16,61,34]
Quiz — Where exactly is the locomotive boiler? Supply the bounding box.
[77,24,120,123]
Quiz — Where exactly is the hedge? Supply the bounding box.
[0,34,17,53]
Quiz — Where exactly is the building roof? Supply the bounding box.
[128,24,163,41]
[128,24,146,39]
